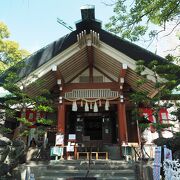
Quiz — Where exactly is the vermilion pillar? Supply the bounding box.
[57,102,65,134]
[117,102,128,145]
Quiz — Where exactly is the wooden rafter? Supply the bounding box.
[148,85,165,98]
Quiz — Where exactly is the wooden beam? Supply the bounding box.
[117,101,128,156]
[87,46,94,82]
[51,65,65,85]
[118,64,127,91]
[63,82,120,92]
[118,64,127,83]
[57,102,65,134]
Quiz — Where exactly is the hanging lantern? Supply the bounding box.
[72,101,77,111]
[85,101,89,112]
[90,102,93,109]
[94,101,98,112]
[105,100,109,111]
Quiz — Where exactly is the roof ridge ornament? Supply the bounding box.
[80,5,95,21]
[77,30,100,48]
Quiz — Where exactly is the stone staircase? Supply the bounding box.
[14,160,137,180]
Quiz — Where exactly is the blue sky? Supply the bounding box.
[0,0,113,53]
[0,0,179,57]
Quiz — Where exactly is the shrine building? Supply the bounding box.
[1,5,178,160]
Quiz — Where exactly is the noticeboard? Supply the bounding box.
[67,145,74,152]
[50,146,63,156]
[55,134,64,145]
[68,134,76,141]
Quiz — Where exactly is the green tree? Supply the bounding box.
[131,59,179,138]
[0,64,56,176]
[0,22,29,73]
[105,0,180,131]
[105,0,180,44]
[0,59,55,139]
[129,59,180,162]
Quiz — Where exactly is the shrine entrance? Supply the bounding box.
[66,105,118,145]
[84,116,102,140]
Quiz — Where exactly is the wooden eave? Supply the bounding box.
[23,39,158,98]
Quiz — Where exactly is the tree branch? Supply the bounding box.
[163,1,180,23]
[164,45,180,52]
[161,21,180,38]
[101,0,116,6]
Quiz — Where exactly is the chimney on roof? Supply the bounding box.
[80,5,95,21]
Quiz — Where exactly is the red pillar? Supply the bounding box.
[118,102,128,155]
[57,103,65,134]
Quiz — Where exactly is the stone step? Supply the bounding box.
[17,160,137,180]
[36,169,135,178]
[46,163,134,170]
[25,160,134,170]
[37,176,136,180]
[26,160,131,166]
[46,165,133,170]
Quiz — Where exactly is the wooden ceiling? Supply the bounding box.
[24,41,156,97]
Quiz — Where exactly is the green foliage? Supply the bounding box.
[17,117,33,127]
[154,136,180,153]
[37,118,54,126]
[130,91,149,107]
[105,0,180,43]
[138,123,150,131]
[35,126,47,137]
[19,130,29,137]
[0,22,9,39]
[138,120,173,132]
[150,122,173,130]
[0,127,12,134]
[129,60,179,137]
[174,132,180,137]
[0,21,29,73]
[34,105,54,113]
[135,60,146,75]
[4,108,16,118]
[1,60,55,137]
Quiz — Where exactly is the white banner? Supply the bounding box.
[153,146,162,180]
[164,147,172,160]
[55,134,64,145]
[67,146,74,152]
